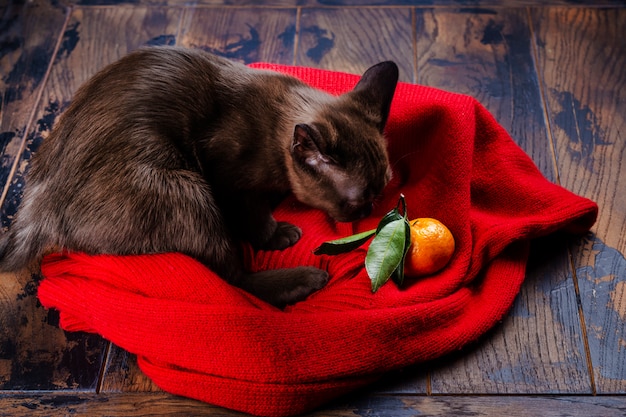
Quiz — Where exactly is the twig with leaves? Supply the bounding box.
[314,195,411,292]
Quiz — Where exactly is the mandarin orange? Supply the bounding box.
[404,218,455,277]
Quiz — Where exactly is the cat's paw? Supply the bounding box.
[245,267,329,307]
[262,222,302,250]
[273,267,329,306]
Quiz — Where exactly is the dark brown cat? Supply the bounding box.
[0,46,398,307]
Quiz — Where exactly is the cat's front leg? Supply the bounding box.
[238,267,329,307]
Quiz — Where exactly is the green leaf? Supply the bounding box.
[391,218,411,287]
[366,218,408,292]
[376,209,403,234]
[313,228,376,255]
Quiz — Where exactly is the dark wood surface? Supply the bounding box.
[1,0,625,415]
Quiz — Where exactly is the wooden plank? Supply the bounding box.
[0,5,183,392]
[297,7,415,82]
[1,392,626,416]
[532,7,626,394]
[0,0,68,221]
[0,267,107,391]
[414,8,591,394]
[337,395,626,417]
[178,7,297,64]
[0,0,109,392]
[60,0,626,7]
[100,6,298,392]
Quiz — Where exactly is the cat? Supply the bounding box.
[0,46,398,307]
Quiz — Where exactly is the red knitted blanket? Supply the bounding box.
[37,64,598,417]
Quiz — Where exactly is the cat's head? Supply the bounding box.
[288,61,399,222]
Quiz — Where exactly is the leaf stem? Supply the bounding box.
[397,193,407,218]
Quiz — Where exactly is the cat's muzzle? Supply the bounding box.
[335,202,374,222]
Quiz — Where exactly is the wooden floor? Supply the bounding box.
[1,0,625,415]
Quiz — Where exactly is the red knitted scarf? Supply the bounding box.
[37,64,598,417]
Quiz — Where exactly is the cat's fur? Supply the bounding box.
[0,46,398,307]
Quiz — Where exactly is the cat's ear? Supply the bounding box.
[350,61,399,133]
[291,124,331,170]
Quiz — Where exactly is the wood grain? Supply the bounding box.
[0,266,107,390]
[297,7,414,82]
[0,0,109,392]
[60,0,626,7]
[0,0,67,221]
[1,392,626,416]
[342,395,626,417]
[532,7,626,394]
[178,7,297,64]
[415,8,591,394]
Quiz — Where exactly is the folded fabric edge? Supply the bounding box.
[138,355,379,417]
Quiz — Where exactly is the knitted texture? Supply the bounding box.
[37,64,598,417]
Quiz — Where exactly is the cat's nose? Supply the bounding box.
[338,200,374,222]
